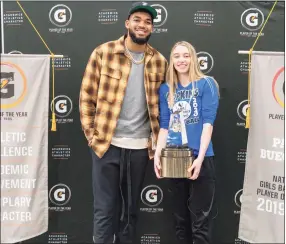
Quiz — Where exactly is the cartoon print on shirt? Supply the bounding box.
[169,113,181,133]
[173,101,192,120]
[167,87,200,125]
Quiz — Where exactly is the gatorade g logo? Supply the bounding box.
[1,62,27,109]
[237,99,249,121]
[151,4,168,27]
[146,189,157,202]
[1,72,15,99]
[141,185,163,207]
[234,189,243,208]
[272,67,285,108]
[49,4,72,27]
[197,52,214,74]
[241,8,264,31]
[50,95,73,118]
[55,189,65,202]
[49,184,71,206]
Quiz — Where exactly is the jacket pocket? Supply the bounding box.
[93,99,112,141]
[98,66,122,103]
[147,73,165,105]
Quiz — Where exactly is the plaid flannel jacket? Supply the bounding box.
[79,35,168,158]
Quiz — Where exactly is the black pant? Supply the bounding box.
[170,157,217,244]
[90,145,149,244]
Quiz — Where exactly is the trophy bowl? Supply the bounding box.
[160,147,193,178]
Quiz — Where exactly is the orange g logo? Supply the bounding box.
[0,62,27,109]
[272,67,284,108]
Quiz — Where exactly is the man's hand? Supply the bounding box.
[188,158,203,180]
[154,153,162,179]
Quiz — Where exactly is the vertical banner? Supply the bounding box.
[239,52,285,243]
[1,55,50,243]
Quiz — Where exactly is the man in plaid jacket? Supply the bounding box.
[79,2,168,243]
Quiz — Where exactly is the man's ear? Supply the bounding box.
[125,19,130,29]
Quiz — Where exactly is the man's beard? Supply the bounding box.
[129,29,151,45]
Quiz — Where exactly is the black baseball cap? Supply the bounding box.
[129,2,157,20]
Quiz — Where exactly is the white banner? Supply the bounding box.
[239,52,285,243]
[1,55,50,243]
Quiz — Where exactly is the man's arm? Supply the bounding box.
[79,49,102,143]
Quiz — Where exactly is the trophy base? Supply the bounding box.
[160,148,193,178]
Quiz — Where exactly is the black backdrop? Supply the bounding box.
[2,1,285,243]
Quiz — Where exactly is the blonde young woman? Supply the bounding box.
[154,41,219,244]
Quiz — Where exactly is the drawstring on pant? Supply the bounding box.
[119,149,125,222]
[119,149,132,235]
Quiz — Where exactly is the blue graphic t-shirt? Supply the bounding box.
[166,112,183,146]
[159,77,219,156]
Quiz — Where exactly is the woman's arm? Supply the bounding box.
[155,128,169,157]
[188,77,219,180]
[154,128,168,178]
[196,123,213,162]
[154,84,170,178]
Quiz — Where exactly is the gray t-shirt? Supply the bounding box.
[113,51,150,139]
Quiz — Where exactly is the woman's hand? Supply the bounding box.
[153,128,168,179]
[188,158,203,180]
[154,153,162,179]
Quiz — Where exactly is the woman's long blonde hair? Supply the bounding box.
[166,41,219,108]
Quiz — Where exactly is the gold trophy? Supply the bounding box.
[160,110,193,178]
